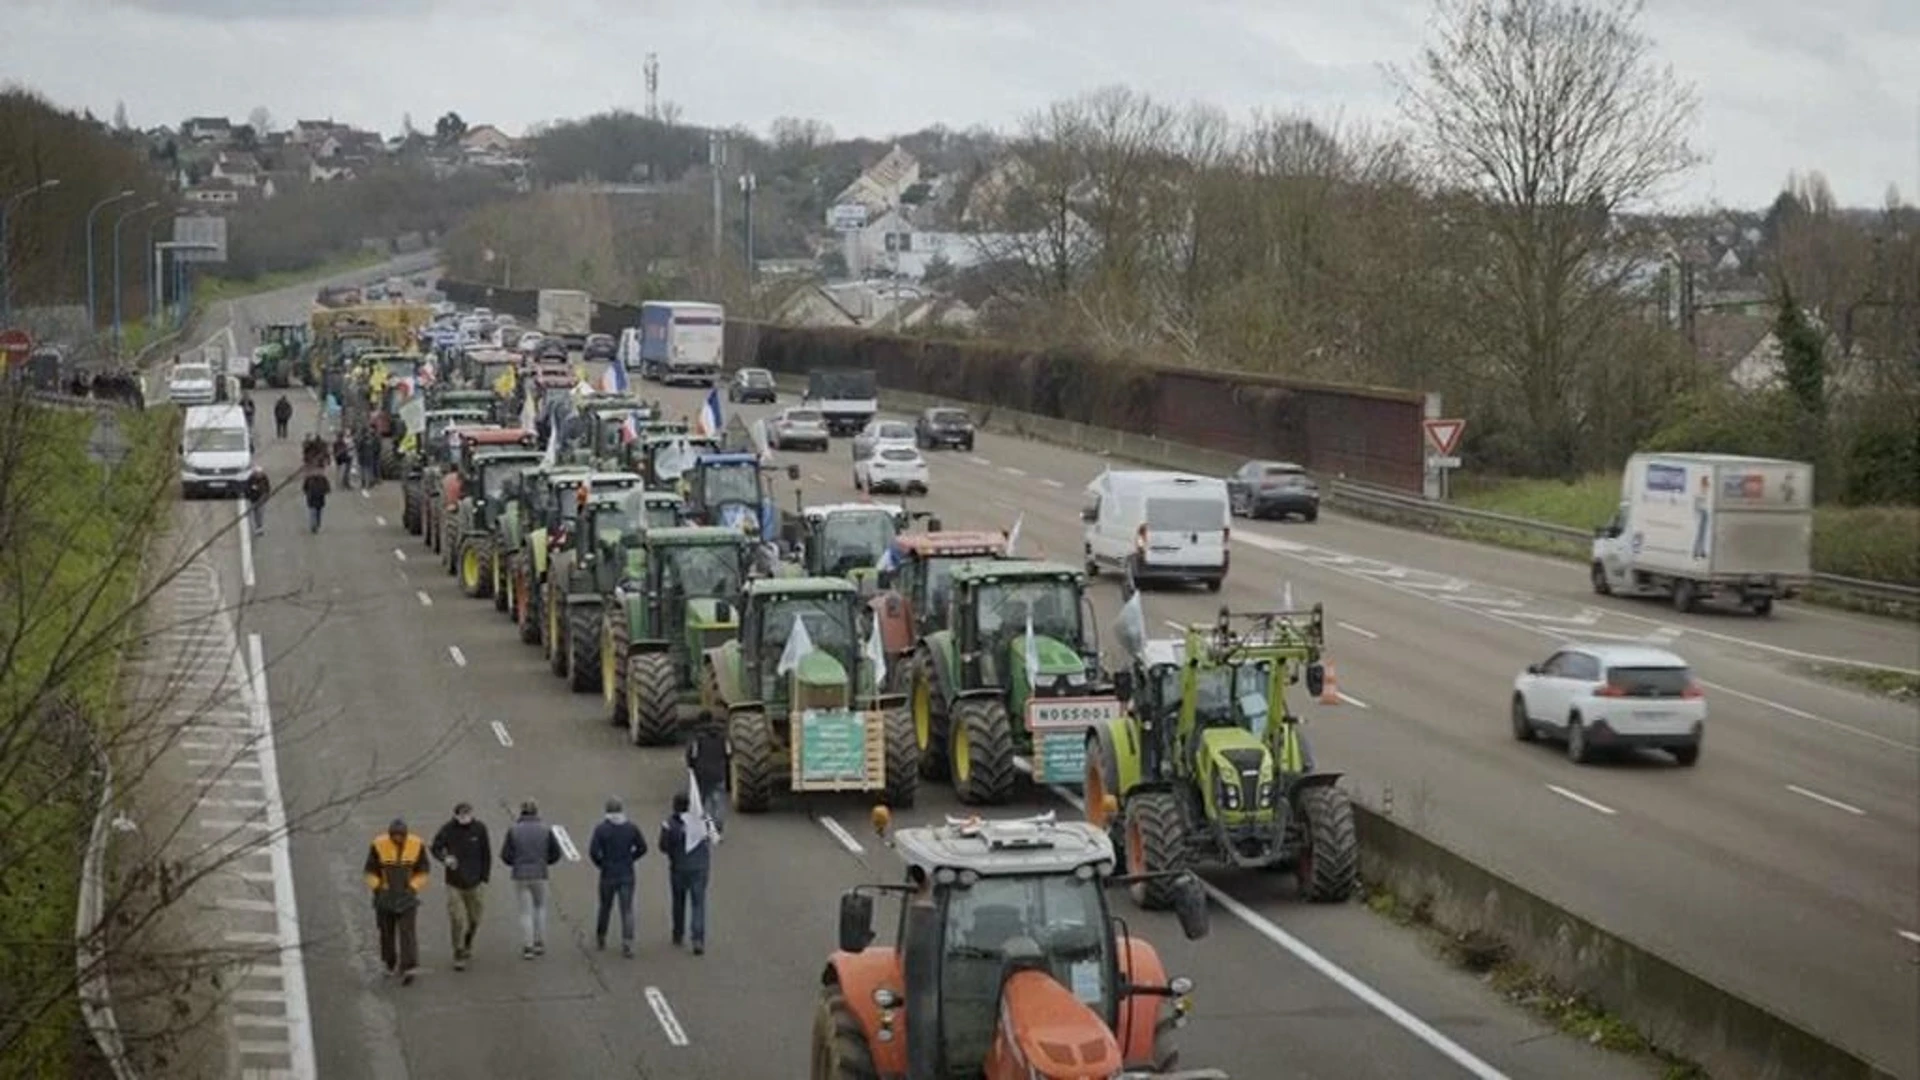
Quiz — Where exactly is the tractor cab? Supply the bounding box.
[825,811,1217,1080]
[605,525,755,745]
[683,452,776,537]
[461,448,546,536]
[636,430,718,489]
[574,397,660,465]
[870,529,1005,660]
[948,561,1106,717]
[738,578,872,709]
[782,502,910,585]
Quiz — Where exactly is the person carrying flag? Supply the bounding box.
[659,790,713,955]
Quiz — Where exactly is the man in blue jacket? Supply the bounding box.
[659,793,712,955]
[588,798,647,958]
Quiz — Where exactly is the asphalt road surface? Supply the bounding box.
[193,277,1673,1078]
[643,377,1920,1078]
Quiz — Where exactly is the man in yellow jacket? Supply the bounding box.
[364,818,432,984]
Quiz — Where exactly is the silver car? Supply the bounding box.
[767,407,830,451]
[851,418,916,462]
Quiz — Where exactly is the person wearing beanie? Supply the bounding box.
[587,797,648,957]
[499,799,562,959]
[363,818,431,984]
[429,801,493,971]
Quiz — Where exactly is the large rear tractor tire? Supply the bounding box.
[1296,785,1358,903]
[880,707,918,809]
[515,563,541,645]
[809,983,879,1080]
[908,650,949,781]
[492,551,508,611]
[442,522,459,574]
[459,540,492,599]
[379,444,400,480]
[603,613,628,724]
[628,652,679,746]
[546,590,568,676]
[948,696,1015,806]
[727,709,775,813]
[402,488,420,535]
[1125,790,1190,911]
[567,605,602,693]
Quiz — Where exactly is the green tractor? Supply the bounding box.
[701,577,917,811]
[906,560,1113,806]
[777,501,919,588]
[401,408,490,534]
[447,448,548,599]
[503,463,595,645]
[543,472,648,692]
[602,523,755,745]
[1083,605,1357,908]
[252,324,307,387]
[425,386,500,416]
[571,397,663,468]
[633,429,719,489]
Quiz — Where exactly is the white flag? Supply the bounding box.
[1282,581,1294,611]
[655,438,693,480]
[1114,588,1146,659]
[777,612,814,676]
[683,769,712,853]
[1006,512,1023,556]
[520,388,537,433]
[541,415,560,466]
[1024,608,1040,691]
[864,612,888,686]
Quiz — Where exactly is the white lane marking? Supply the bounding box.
[968,455,992,467]
[237,498,255,589]
[360,488,370,500]
[375,515,388,527]
[1337,621,1379,640]
[490,721,514,748]
[1899,930,1920,946]
[1546,784,1617,816]
[448,645,467,667]
[1785,784,1865,816]
[1014,757,1513,1080]
[999,465,1028,477]
[818,816,864,854]
[246,633,317,1080]
[1041,478,1064,488]
[552,824,581,862]
[1696,679,1916,754]
[393,548,408,562]
[1336,693,1370,709]
[645,986,690,1046]
[416,590,432,607]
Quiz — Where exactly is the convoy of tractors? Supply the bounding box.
[326,295,1362,1080]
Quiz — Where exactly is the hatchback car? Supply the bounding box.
[766,407,830,451]
[729,367,777,404]
[856,445,929,495]
[1227,460,1320,521]
[852,418,917,461]
[915,407,975,451]
[1511,643,1704,765]
[582,333,616,361]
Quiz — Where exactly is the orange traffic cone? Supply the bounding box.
[1318,661,1342,705]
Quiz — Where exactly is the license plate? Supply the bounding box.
[1026,697,1122,732]
[1632,710,1669,721]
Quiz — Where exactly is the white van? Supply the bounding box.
[180,403,253,499]
[1081,470,1230,591]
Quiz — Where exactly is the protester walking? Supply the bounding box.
[363,818,431,985]
[588,798,648,957]
[273,395,293,439]
[244,467,270,537]
[302,470,331,533]
[333,432,354,490]
[355,427,380,489]
[499,800,563,959]
[660,792,712,955]
[686,713,729,838]
[241,395,257,432]
[429,802,492,972]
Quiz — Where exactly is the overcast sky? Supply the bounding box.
[3,0,1914,210]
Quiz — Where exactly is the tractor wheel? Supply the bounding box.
[492,551,508,611]
[948,696,1015,806]
[809,983,879,1080]
[880,706,918,809]
[515,564,540,645]
[402,489,420,535]
[379,444,400,479]
[443,522,459,575]
[1295,785,1358,903]
[727,709,775,813]
[546,591,568,676]
[460,540,492,599]
[908,650,949,781]
[1125,790,1189,911]
[567,605,602,693]
[604,612,628,724]
[628,652,679,746]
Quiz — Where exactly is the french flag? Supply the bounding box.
[694,388,722,437]
[598,357,630,394]
[621,411,641,444]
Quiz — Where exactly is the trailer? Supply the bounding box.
[636,301,724,386]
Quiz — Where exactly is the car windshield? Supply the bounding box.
[1158,661,1274,734]
[785,410,823,424]
[479,461,522,500]
[875,423,912,441]
[662,544,743,598]
[760,596,854,658]
[1147,496,1223,532]
[699,463,761,505]
[186,428,248,453]
[742,370,773,386]
[940,873,1111,1067]
[593,502,642,546]
[173,366,212,382]
[644,501,681,529]
[819,511,898,574]
[931,409,969,425]
[975,579,1080,647]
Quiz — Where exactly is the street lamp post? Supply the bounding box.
[144,217,167,327]
[1,177,63,324]
[738,172,758,283]
[112,201,160,355]
[85,189,136,330]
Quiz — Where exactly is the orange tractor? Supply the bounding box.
[814,809,1226,1080]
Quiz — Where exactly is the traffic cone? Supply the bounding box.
[1318,661,1342,705]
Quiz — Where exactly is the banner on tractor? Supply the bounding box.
[794,708,872,789]
[1035,731,1086,785]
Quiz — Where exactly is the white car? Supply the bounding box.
[516,331,545,354]
[855,446,929,495]
[1511,643,1704,765]
[167,362,216,406]
[852,418,917,460]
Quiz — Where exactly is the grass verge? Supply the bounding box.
[1802,663,1920,700]
[1361,883,1707,1079]
[193,248,384,307]
[0,396,176,1076]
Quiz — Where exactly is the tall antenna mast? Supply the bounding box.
[645,53,660,121]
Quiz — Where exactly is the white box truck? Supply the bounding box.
[1590,453,1813,616]
[636,301,725,386]
[536,289,592,345]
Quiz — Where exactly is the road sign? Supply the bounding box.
[1424,418,1465,458]
[1427,455,1462,469]
[0,328,31,367]
[827,203,869,231]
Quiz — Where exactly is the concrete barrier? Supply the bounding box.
[1354,805,1898,1080]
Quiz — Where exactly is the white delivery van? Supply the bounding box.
[1081,470,1230,591]
[1591,452,1813,616]
[180,403,254,499]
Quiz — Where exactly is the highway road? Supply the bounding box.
[188,275,1666,1078]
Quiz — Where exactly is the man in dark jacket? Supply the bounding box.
[363,818,431,984]
[499,799,562,959]
[244,467,270,537]
[588,798,647,957]
[302,470,331,533]
[429,802,492,972]
[659,793,712,955]
[356,427,382,488]
[685,712,728,837]
[273,395,293,439]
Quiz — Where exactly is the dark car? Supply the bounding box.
[728,367,777,404]
[536,339,571,363]
[583,333,616,361]
[1227,460,1320,521]
[914,406,974,451]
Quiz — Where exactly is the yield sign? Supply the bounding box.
[1424,418,1465,457]
[0,328,31,367]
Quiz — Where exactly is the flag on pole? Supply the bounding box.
[520,388,538,433]
[876,542,899,575]
[541,416,560,467]
[694,388,723,437]
[1005,512,1023,556]
[683,769,713,853]
[621,411,642,444]
[865,610,888,686]
[1024,608,1041,692]
[600,356,631,394]
[1114,587,1146,659]
[777,612,814,676]
[655,437,694,480]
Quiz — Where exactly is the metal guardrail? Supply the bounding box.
[1326,479,1920,605]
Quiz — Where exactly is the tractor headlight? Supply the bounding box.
[1067,671,1087,687]
[1258,780,1276,807]
[1215,775,1239,810]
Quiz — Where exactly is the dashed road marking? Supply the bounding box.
[808,473,825,483]
[968,455,992,467]
[645,986,690,1046]
[1546,784,1617,816]
[999,465,1027,477]
[1336,692,1370,709]
[1337,621,1379,640]
[393,548,407,562]
[1041,477,1064,488]
[818,816,864,854]
[490,721,513,748]
[552,824,581,861]
[1899,930,1920,946]
[360,489,370,500]
[375,515,388,527]
[1786,784,1865,816]
[416,590,432,607]
[448,645,467,667]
